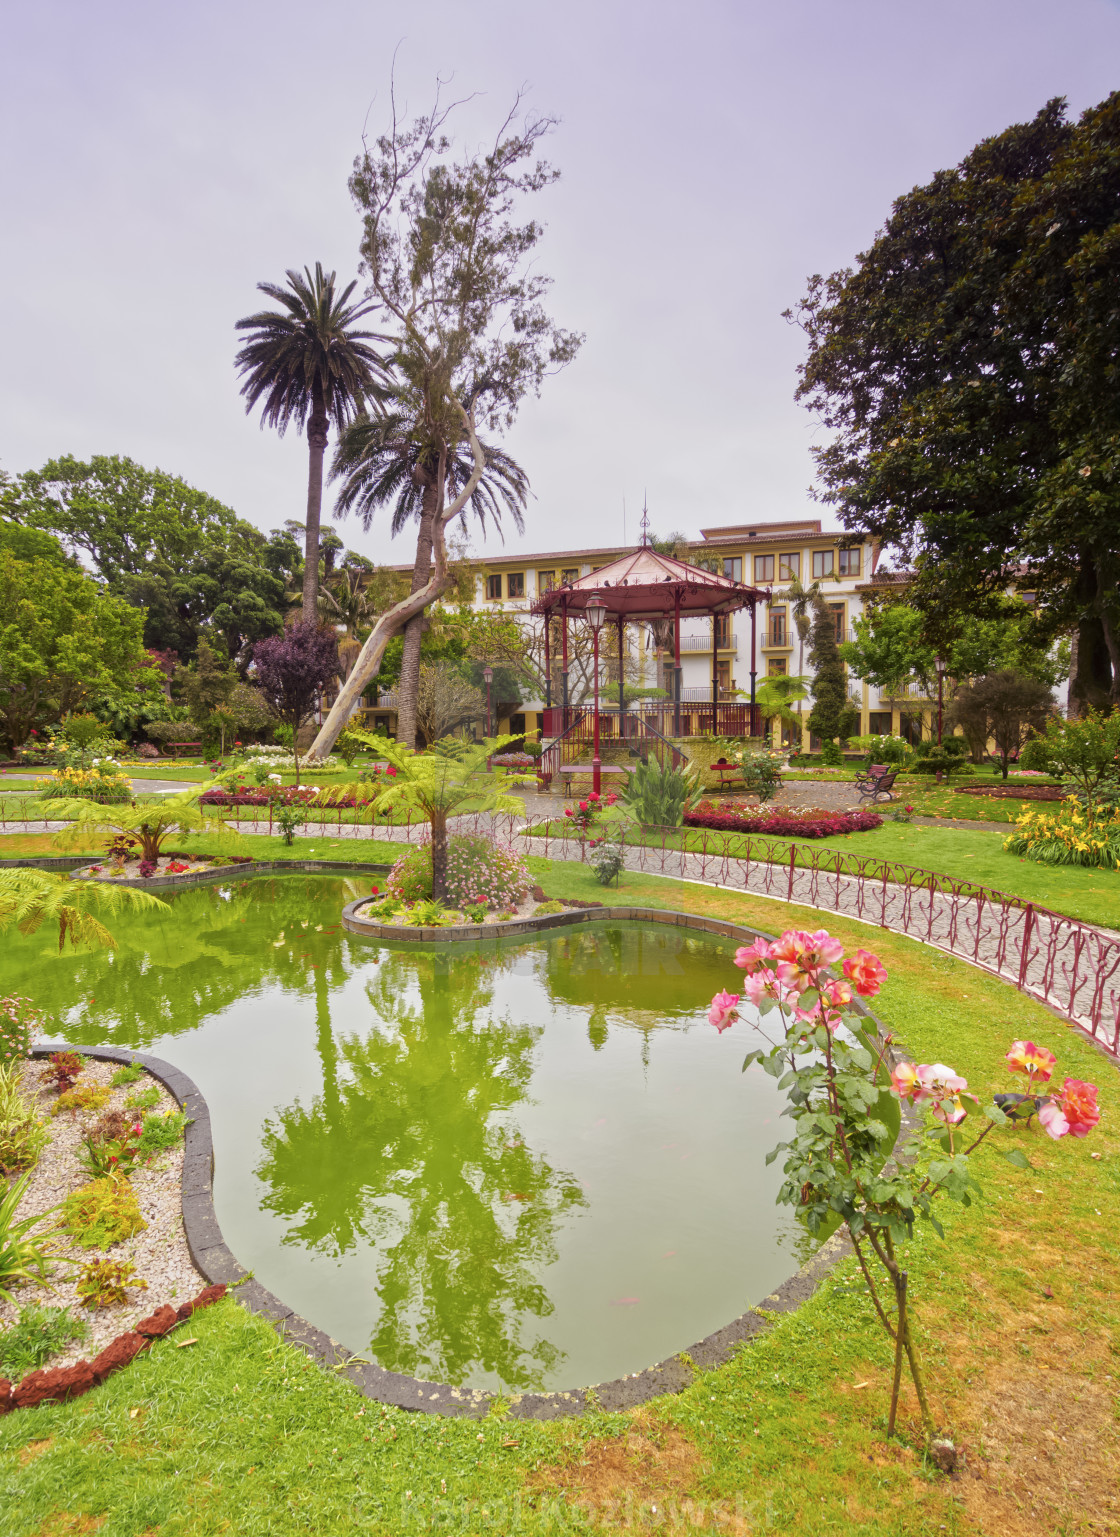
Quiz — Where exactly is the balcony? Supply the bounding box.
[762,625,792,648]
[679,633,736,653]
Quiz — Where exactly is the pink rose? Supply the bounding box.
[733,938,773,974]
[708,990,740,1033]
[843,949,888,997]
[1005,1040,1057,1084]
[1039,1078,1100,1140]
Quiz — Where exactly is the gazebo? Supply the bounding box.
[531,537,769,787]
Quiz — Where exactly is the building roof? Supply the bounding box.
[531,545,766,620]
[698,519,823,541]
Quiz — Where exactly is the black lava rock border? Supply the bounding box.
[34,907,896,1420]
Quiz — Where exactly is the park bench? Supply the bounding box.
[711,757,742,792]
[166,742,202,758]
[854,765,899,804]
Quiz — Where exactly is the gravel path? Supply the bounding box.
[1,1058,204,1370]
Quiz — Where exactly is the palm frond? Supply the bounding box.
[0,869,169,953]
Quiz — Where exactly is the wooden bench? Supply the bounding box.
[711,759,741,791]
[166,742,202,758]
[854,767,899,804]
[559,764,635,797]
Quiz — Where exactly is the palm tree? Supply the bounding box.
[234,264,389,618]
[332,404,529,748]
[775,575,830,743]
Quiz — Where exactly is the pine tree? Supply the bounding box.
[808,600,860,744]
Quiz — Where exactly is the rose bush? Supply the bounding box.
[709,928,1100,1439]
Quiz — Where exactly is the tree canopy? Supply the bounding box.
[788,92,1120,711]
[0,552,161,754]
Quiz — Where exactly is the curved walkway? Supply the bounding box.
[8,809,1119,1057]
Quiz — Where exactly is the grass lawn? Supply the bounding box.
[528,819,1119,929]
[2,854,1118,1535]
[0,829,412,867]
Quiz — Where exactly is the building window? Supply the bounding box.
[753,553,775,583]
[838,546,861,577]
[722,556,742,582]
[869,711,892,736]
[767,605,787,646]
[560,567,579,585]
[779,552,800,581]
[767,657,787,676]
[714,614,731,649]
[716,660,732,695]
[537,569,557,594]
[812,549,835,579]
[507,572,525,599]
[829,603,845,643]
[486,574,502,600]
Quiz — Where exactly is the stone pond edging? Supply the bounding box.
[6,857,394,888]
[30,905,900,1421]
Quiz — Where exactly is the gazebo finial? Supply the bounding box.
[639,496,651,548]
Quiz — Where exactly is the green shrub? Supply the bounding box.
[736,750,784,804]
[533,900,564,915]
[387,832,530,911]
[76,1257,147,1310]
[0,1303,88,1377]
[819,740,844,767]
[62,1177,147,1250]
[621,758,702,826]
[335,730,364,768]
[1004,801,1120,868]
[136,1108,190,1156]
[125,1084,160,1112]
[110,1061,145,1088]
[589,837,625,886]
[0,1065,49,1175]
[50,1084,110,1117]
[913,746,967,778]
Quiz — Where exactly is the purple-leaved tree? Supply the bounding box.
[252,622,339,786]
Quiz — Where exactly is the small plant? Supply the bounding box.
[335,729,364,768]
[50,1084,111,1118]
[563,791,619,834]
[75,1112,144,1179]
[62,1177,147,1250]
[137,859,158,878]
[0,1171,61,1305]
[735,749,785,804]
[819,739,844,768]
[621,758,702,826]
[41,1052,84,1094]
[462,897,489,924]
[104,834,139,862]
[110,1061,145,1088]
[0,1303,89,1377]
[533,900,565,915]
[400,900,455,927]
[889,804,916,823]
[0,996,46,1068]
[76,1257,148,1310]
[1004,798,1120,869]
[0,1064,49,1175]
[136,1108,190,1157]
[275,804,311,845]
[125,1084,160,1112]
[589,837,625,887]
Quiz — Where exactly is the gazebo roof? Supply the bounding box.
[531,545,767,621]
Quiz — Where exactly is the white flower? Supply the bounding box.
[268,774,282,783]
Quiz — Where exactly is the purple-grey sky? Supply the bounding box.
[3,0,1119,565]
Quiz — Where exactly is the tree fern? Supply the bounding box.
[0,869,168,952]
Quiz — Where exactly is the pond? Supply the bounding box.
[4,874,807,1394]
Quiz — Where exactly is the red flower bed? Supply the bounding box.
[200,787,372,808]
[683,802,883,838]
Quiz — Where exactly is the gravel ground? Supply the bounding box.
[1,1056,204,1372]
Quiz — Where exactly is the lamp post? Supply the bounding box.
[483,665,493,739]
[585,593,607,796]
[936,654,945,745]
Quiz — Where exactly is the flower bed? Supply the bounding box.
[955,784,1066,801]
[83,853,255,881]
[199,785,386,808]
[683,802,883,838]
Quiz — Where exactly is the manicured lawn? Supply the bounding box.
[2,856,1118,1535]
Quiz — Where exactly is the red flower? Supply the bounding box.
[1039,1078,1100,1140]
[1005,1040,1057,1085]
[842,949,889,998]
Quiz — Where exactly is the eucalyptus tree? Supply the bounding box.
[235,264,389,618]
[307,86,582,760]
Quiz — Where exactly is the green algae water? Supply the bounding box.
[4,874,806,1393]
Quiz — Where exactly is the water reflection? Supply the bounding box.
[256,948,586,1389]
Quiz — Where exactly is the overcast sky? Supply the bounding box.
[3,0,1119,567]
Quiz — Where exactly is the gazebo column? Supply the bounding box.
[617,614,626,743]
[673,592,682,738]
[561,599,569,725]
[711,611,720,733]
[750,599,758,738]
[543,613,552,714]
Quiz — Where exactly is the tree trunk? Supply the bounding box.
[303,399,329,621]
[396,474,439,749]
[431,809,449,902]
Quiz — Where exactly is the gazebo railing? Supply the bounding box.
[542,702,763,741]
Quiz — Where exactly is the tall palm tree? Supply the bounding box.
[775,575,829,742]
[234,264,389,618]
[332,407,528,748]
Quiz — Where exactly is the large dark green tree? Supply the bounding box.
[788,93,1120,713]
[234,263,388,621]
[307,88,581,760]
[1,455,286,665]
[807,598,859,744]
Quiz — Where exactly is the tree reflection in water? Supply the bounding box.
[256,946,586,1390]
